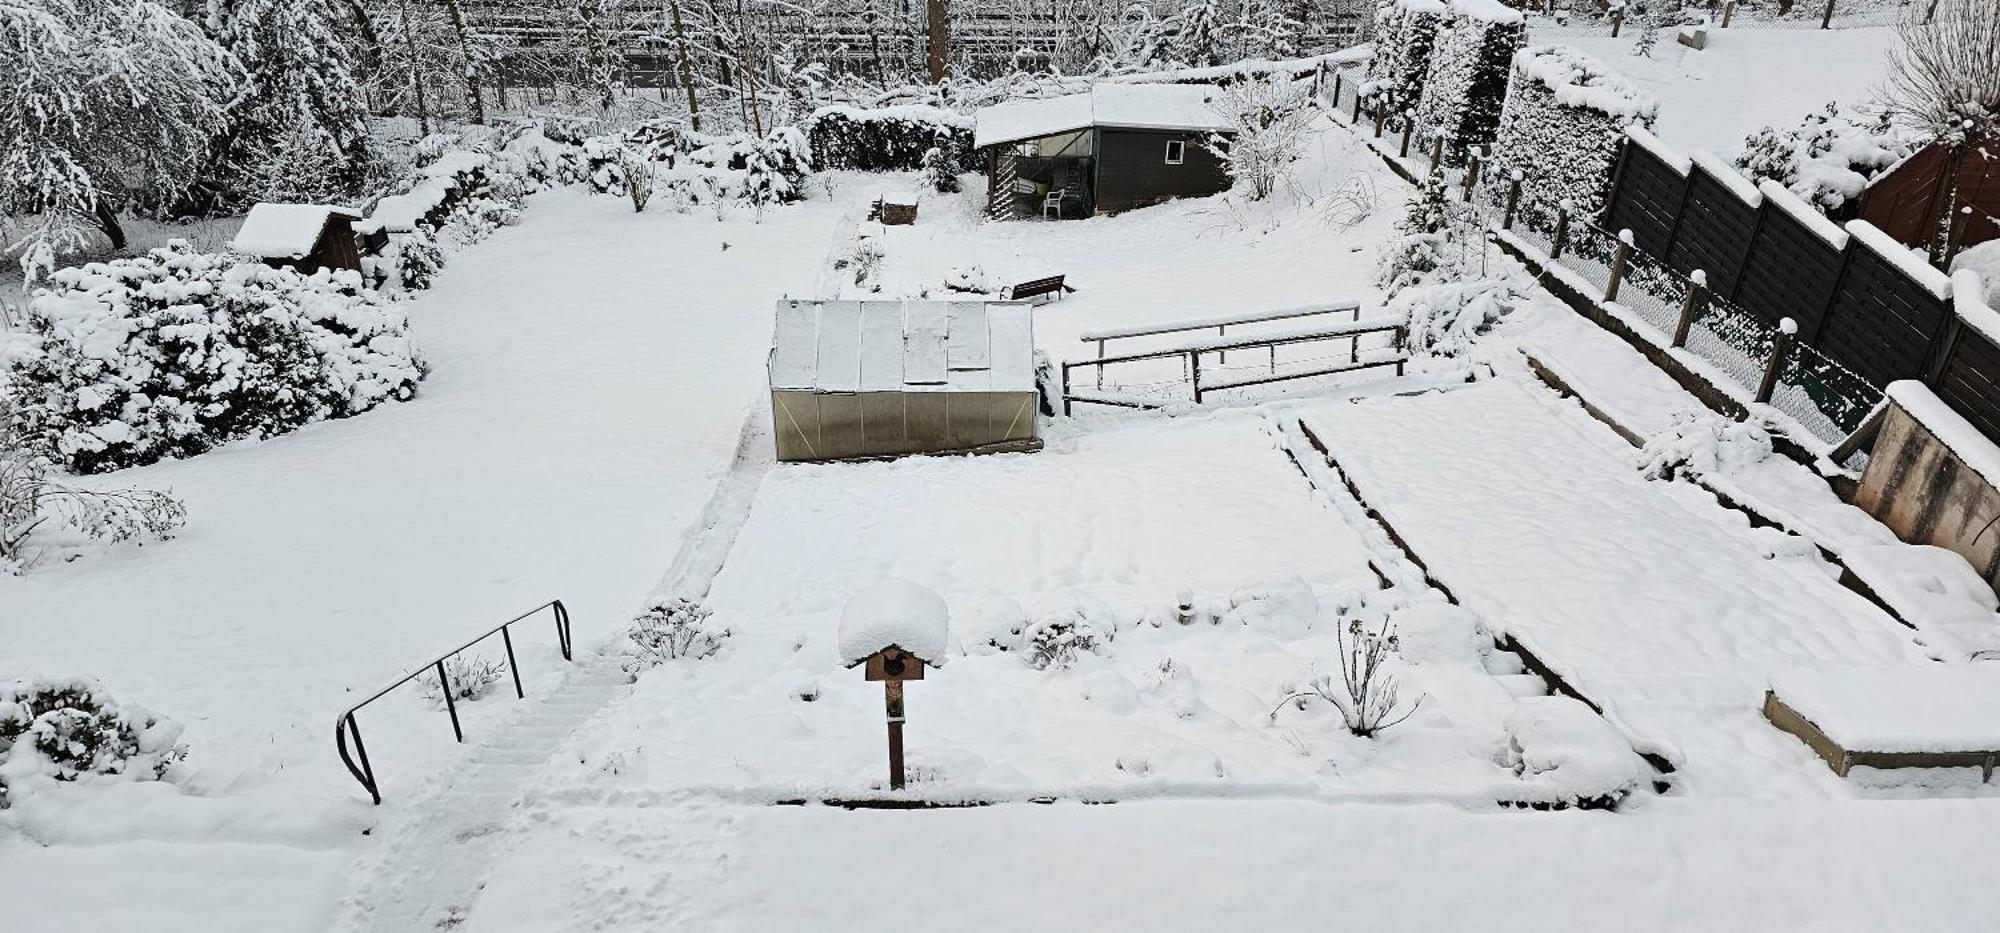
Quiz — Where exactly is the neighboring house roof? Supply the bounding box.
[230,203,361,259]
[973,84,1235,149]
[769,299,1036,394]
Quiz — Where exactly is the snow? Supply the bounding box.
[1771,667,2000,753]
[774,299,1033,393]
[836,578,950,665]
[1951,242,2000,308]
[1448,0,1524,26]
[1559,26,1899,156]
[1624,125,1690,174]
[1847,219,1951,300]
[1952,267,2000,347]
[973,84,1230,149]
[1689,149,1762,205]
[1502,695,1647,804]
[228,203,356,259]
[1515,45,1659,121]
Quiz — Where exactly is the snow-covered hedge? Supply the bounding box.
[1736,103,1921,219]
[5,244,425,473]
[586,123,814,210]
[1413,0,1527,167]
[0,676,186,809]
[1366,0,1448,120]
[802,105,981,173]
[1491,45,1659,224]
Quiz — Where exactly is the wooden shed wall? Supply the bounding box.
[1093,129,1231,214]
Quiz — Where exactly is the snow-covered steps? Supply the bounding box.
[1295,379,1935,797]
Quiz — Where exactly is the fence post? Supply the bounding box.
[1374,104,1386,138]
[1611,5,1625,36]
[1756,319,1797,404]
[1819,0,1835,28]
[1501,171,1523,230]
[1945,206,1974,266]
[1352,91,1364,124]
[1331,70,1343,110]
[1430,134,1446,173]
[1552,202,1571,259]
[1721,0,1735,26]
[1399,118,1413,158]
[1924,0,1938,22]
[1605,229,1634,303]
[1061,363,1073,416]
[1095,337,1106,388]
[1672,270,1708,347]
[1462,148,1483,202]
[1189,353,1203,404]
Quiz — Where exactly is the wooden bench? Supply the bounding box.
[1002,275,1072,303]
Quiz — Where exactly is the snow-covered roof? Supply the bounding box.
[769,299,1036,394]
[974,84,1234,149]
[837,578,950,667]
[230,203,360,259]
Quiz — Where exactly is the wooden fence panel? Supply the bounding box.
[1937,329,2000,443]
[1732,207,1846,335]
[1604,145,1683,254]
[1664,169,1757,294]
[1818,247,1949,386]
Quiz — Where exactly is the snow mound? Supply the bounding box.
[1637,411,1774,480]
[1950,242,2000,308]
[1500,696,1645,807]
[1515,45,1657,121]
[837,579,950,667]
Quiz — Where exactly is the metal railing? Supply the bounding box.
[334,599,573,805]
[1077,300,1364,387]
[1061,317,1407,412]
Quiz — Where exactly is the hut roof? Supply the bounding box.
[231,203,361,259]
[769,299,1036,394]
[973,84,1234,149]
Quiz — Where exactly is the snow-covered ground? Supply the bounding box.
[11,105,2000,932]
[1557,25,1899,157]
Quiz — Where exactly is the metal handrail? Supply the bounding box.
[1060,319,1407,411]
[334,599,572,804]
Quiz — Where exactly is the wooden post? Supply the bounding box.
[1217,324,1227,363]
[1502,173,1522,230]
[884,679,906,790]
[1552,203,1572,259]
[1756,319,1797,404]
[1925,0,1939,22]
[1611,6,1625,37]
[1095,337,1106,389]
[1190,353,1203,404]
[1374,104,1386,138]
[1672,271,1708,347]
[1605,230,1633,303]
[1352,92,1364,124]
[1819,0,1834,29]
[1399,119,1413,158]
[1462,150,1482,202]
[1430,134,1445,173]
[1721,0,1735,26]
[1331,70,1343,109]
[1061,363,1073,416]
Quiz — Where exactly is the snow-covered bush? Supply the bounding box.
[5,243,425,473]
[1271,612,1423,738]
[587,123,814,213]
[1498,695,1644,810]
[802,105,979,173]
[1022,597,1118,670]
[0,676,186,809]
[417,656,509,706]
[1735,103,1921,218]
[1378,174,1475,292]
[1207,75,1316,201]
[627,597,730,664]
[365,229,445,292]
[1366,0,1448,121]
[0,433,185,573]
[1636,411,1777,480]
[1394,276,1530,358]
[1491,46,1659,225]
[1413,0,1528,167]
[1952,241,2000,306]
[922,131,964,194]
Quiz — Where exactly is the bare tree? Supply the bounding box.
[1886,0,2000,141]
[1270,615,1424,738]
[1,445,186,571]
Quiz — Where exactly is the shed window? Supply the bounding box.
[1165,140,1185,165]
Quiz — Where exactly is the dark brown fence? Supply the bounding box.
[1600,131,2000,444]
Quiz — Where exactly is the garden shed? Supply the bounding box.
[974,84,1235,220]
[230,203,364,274]
[768,299,1041,462]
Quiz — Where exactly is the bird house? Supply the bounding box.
[861,645,927,682]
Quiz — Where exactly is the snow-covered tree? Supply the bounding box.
[1886,0,2000,143]
[922,131,962,193]
[1208,75,1315,201]
[176,0,374,215]
[0,0,234,278]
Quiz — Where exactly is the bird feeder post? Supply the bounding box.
[838,579,949,795]
[884,677,907,789]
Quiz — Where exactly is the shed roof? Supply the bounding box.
[973,84,1235,149]
[231,203,361,259]
[770,299,1036,394]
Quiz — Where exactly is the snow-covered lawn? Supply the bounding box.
[1558,26,1899,157]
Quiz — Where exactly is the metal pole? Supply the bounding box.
[1756,319,1797,404]
[884,679,906,790]
[347,717,380,805]
[1605,231,1633,303]
[437,660,464,742]
[1217,324,1226,363]
[500,624,525,699]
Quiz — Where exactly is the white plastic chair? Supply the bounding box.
[1043,188,1067,220]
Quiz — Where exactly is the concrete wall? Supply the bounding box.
[1853,398,2000,588]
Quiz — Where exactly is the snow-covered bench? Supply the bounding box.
[1765,668,2000,782]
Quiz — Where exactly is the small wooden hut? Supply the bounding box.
[973,84,1236,221]
[230,203,364,275]
[1857,137,2000,256]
